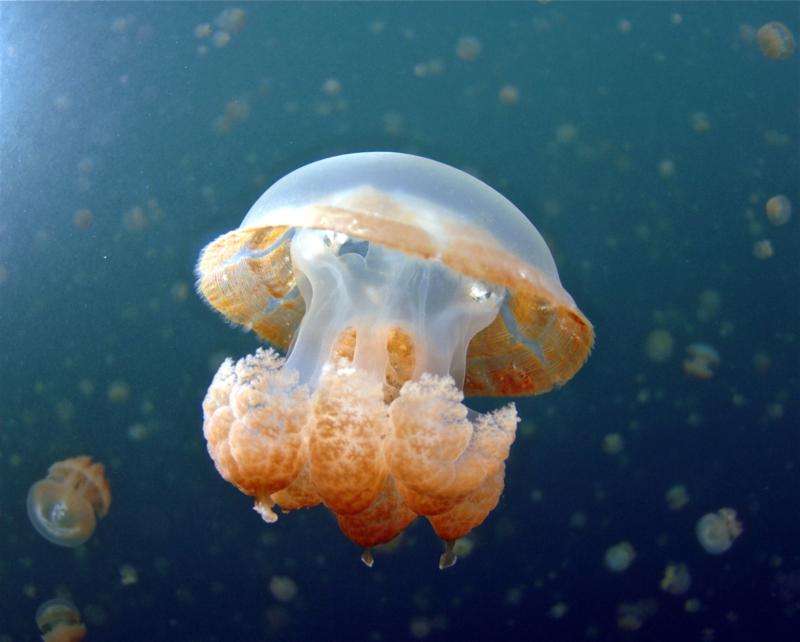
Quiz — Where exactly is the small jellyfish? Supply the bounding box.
[605,541,636,572]
[72,209,93,230]
[689,111,711,132]
[645,329,674,362]
[498,84,520,106]
[27,456,111,547]
[753,238,774,259]
[602,433,625,455]
[35,598,86,642]
[683,343,720,379]
[456,35,482,61]
[757,22,795,60]
[107,380,130,403]
[696,507,742,554]
[661,562,692,595]
[765,195,792,226]
[665,484,689,511]
[269,576,298,603]
[657,159,676,179]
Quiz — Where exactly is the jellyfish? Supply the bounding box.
[661,562,692,595]
[604,541,636,572]
[757,22,795,60]
[27,456,111,547]
[35,598,86,642]
[683,342,720,379]
[196,152,593,567]
[766,195,792,226]
[696,507,742,554]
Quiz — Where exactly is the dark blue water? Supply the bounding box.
[1,3,798,641]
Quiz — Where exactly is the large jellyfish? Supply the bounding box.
[196,152,593,567]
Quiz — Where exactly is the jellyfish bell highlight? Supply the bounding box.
[197,152,593,567]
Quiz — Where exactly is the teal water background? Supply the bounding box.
[1,3,798,641]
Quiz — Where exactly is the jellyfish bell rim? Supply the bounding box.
[27,479,97,547]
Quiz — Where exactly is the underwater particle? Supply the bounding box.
[752,351,772,374]
[498,84,520,105]
[670,13,683,26]
[321,78,342,97]
[456,35,482,61]
[409,616,432,639]
[753,238,774,259]
[126,423,150,441]
[617,18,632,33]
[72,209,94,230]
[738,23,757,45]
[196,152,593,567]
[570,511,587,529]
[696,289,721,322]
[661,562,692,595]
[763,129,790,146]
[107,380,130,404]
[54,399,75,423]
[549,602,569,619]
[453,536,475,559]
[685,598,701,613]
[77,379,94,398]
[617,599,657,631]
[757,22,795,59]
[53,93,72,112]
[665,484,689,511]
[382,111,404,136]
[690,111,711,132]
[119,564,139,586]
[215,7,246,34]
[683,343,720,380]
[602,433,625,455]
[27,456,111,547]
[194,23,212,39]
[605,541,636,572]
[211,31,231,48]
[269,576,298,603]
[122,206,147,232]
[171,282,190,302]
[36,598,86,642]
[657,159,676,178]
[765,195,792,226]
[555,123,578,144]
[696,507,742,554]
[645,329,674,362]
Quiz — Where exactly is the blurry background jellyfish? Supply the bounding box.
[765,194,792,226]
[196,152,593,567]
[696,507,743,554]
[35,598,86,642]
[604,541,636,573]
[27,456,111,547]
[660,562,692,595]
[682,342,720,380]
[757,21,795,60]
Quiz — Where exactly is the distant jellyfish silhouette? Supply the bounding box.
[35,598,86,642]
[696,507,742,554]
[196,152,594,567]
[28,456,111,547]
